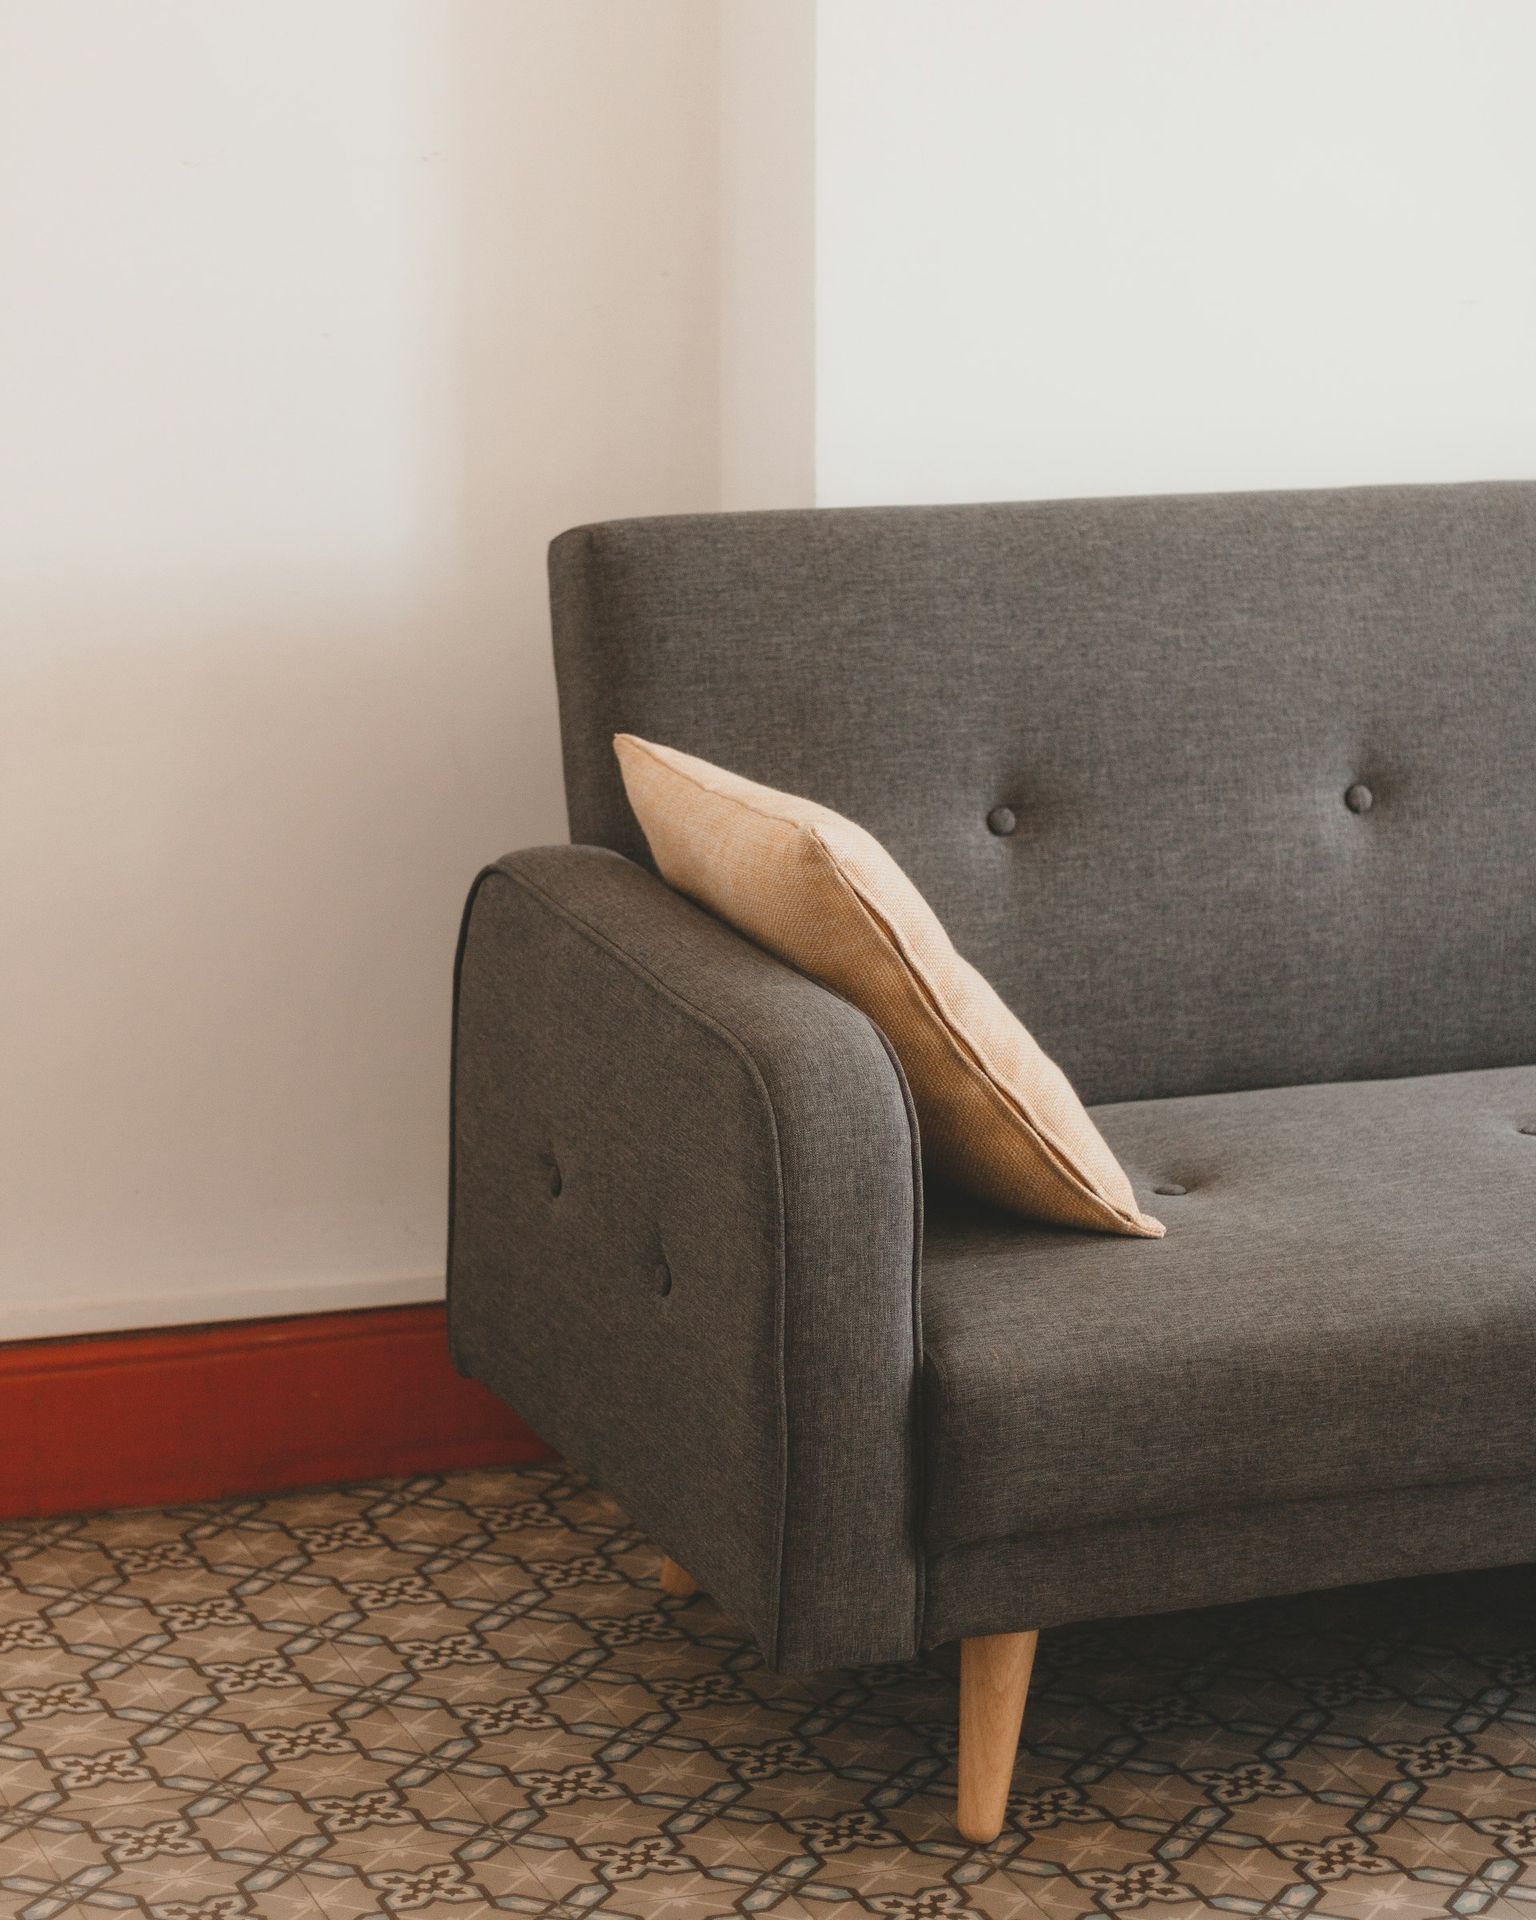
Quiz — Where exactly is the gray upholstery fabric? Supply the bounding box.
[925,1476,1536,1644]
[448,845,924,1671]
[444,481,1536,1671]
[550,481,1536,1105]
[922,1067,1536,1554]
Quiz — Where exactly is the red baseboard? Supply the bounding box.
[0,1305,553,1522]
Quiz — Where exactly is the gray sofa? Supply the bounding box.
[448,479,1536,1841]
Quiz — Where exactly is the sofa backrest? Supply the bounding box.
[548,481,1536,1106]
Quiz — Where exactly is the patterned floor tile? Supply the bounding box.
[2,1465,1533,1920]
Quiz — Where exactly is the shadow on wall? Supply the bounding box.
[453,0,723,829]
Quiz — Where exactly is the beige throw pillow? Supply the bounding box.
[615,735,1163,1238]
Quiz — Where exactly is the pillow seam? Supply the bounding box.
[803,829,1156,1235]
[621,734,1157,1237]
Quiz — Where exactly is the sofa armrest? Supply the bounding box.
[448,845,924,1670]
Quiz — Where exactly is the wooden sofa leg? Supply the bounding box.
[957,1630,1039,1843]
[658,1555,699,1599]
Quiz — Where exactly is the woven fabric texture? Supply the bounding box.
[551,481,1536,1106]
[615,733,1161,1238]
[922,1064,1536,1554]
[926,1474,1536,1643]
[439,480,1536,1670]
[449,844,924,1673]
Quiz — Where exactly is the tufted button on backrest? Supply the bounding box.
[553,482,1536,1104]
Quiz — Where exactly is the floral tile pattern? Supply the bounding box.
[0,1464,1532,1919]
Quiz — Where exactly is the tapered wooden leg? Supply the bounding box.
[957,1630,1038,1843]
[658,1555,699,1599]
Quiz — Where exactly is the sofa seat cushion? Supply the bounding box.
[921,1065,1536,1555]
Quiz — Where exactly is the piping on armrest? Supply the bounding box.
[447,845,925,1671]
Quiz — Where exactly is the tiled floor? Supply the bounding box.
[1,1465,1532,1919]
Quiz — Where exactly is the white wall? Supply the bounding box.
[815,0,1536,505]
[0,1,721,1339]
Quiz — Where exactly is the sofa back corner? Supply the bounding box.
[548,482,1536,1103]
